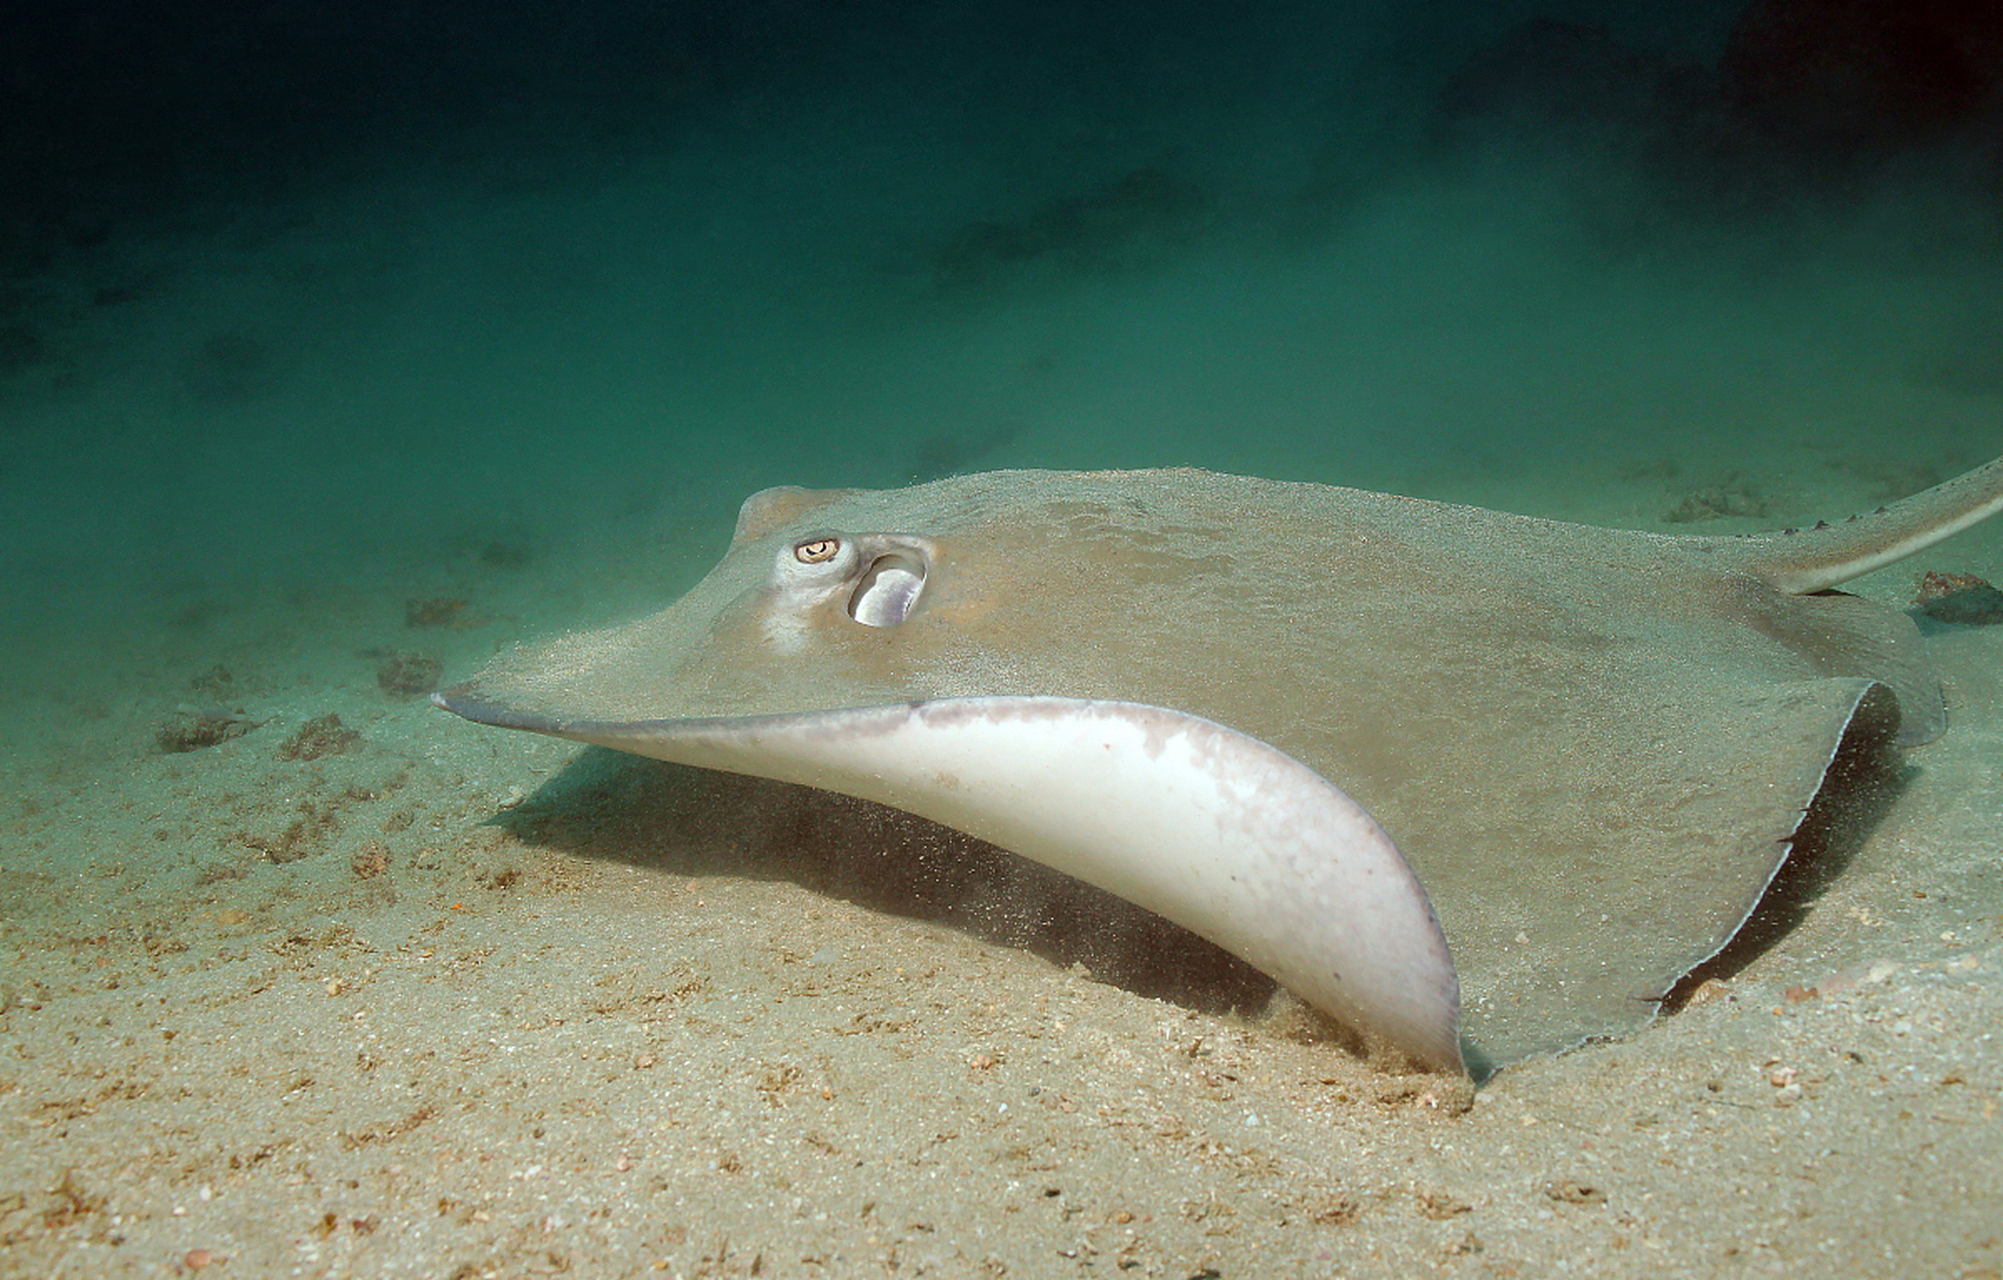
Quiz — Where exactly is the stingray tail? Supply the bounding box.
[1737,452,2003,595]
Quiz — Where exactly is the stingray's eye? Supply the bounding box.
[794,537,841,564]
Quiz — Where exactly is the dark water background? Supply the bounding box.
[2,0,1999,701]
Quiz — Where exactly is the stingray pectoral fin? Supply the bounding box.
[434,690,1464,1074]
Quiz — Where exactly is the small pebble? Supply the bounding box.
[1913,570,2003,625]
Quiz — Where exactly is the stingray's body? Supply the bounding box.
[438,457,2003,1075]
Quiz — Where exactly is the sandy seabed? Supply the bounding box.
[1,451,1999,1280]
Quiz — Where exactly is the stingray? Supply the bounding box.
[436,454,2003,1075]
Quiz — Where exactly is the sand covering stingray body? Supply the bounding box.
[438,456,2003,1074]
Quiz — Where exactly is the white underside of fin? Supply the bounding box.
[554,696,1463,1073]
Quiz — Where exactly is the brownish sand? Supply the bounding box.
[2,454,1999,1280]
